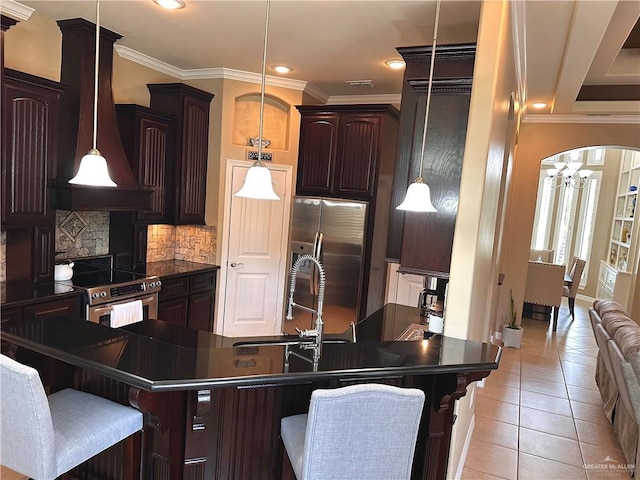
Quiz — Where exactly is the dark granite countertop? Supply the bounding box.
[1,304,500,391]
[0,280,83,308]
[143,260,219,279]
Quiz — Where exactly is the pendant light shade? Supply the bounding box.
[234,0,280,201]
[69,0,117,188]
[69,149,117,187]
[396,178,437,212]
[235,165,279,200]
[396,0,442,213]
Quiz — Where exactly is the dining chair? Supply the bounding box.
[0,353,143,480]
[524,261,565,331]
[562,257,586,319]
[280,383,425,480]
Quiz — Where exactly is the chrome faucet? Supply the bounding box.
[286,254,325,364]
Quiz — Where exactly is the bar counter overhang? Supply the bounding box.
[1,304,500,480]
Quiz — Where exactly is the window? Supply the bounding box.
[532,148,603,287]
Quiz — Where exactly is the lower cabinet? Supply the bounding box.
[597,260,632,309]
[1,294,81,353]
[158,270,217,331]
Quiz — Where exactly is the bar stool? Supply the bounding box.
[281,383,425,480]
[0,354,143,480]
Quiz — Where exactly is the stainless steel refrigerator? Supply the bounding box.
[287,196,368,332]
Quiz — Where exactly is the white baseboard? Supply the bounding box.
[453,414,475,480]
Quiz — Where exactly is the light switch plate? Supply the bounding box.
[247,150,273,162]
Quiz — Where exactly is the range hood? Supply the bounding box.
[53,18,152,211]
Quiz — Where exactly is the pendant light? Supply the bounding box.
[396,0,442,212]
[69,0,117,187]
[234,0,280,201]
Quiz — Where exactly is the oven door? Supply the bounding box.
[87,294,158,327]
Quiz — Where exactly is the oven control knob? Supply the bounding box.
[100,292,107,298]
[92,293,100,299]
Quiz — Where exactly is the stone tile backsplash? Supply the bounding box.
[147,224,217,264]
[0,214,217,283]
[56,210,110,259]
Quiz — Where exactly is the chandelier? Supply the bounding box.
[545,155,592,189]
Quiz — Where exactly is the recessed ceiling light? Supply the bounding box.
[531,102,547,109]
[153,0,185,10]
[385,59,406,70]
[272,65,293,74]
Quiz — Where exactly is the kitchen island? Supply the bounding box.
[1,303,500,480]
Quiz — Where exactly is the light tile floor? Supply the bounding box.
[462,298,633,480]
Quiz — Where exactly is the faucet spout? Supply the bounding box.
[286,254,326,363]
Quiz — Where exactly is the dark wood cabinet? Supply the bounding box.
[1,68,65,284]
[147,83,213,225]
[115,104,176,223]
[1,307,22,326]
[158,270,217,331]
[23,296,81,322]
[387,44,476,276]
[2,295,81,325]
[158,296,189,327]
[1,69,64,226]
[296,105,396,200]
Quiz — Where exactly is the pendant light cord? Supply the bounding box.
[417,0,441,180]
[92,0,101,151]
[256,0,270,167]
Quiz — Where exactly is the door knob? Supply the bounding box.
[230,262,244,268]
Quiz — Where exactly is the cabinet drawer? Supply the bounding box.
[23,297,80,322]
[159,277,190,299]
[1,307,22,325]
[190,271,216,293]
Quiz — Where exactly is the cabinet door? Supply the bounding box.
[177,97,210,225]
[187,291,214,332]
[138,116,173,222]
[335,114,380,197]
[296,114,340,195]
[33,225,55,284]
[1,70,63,226]
[148,83,213,226]
[158,297,189,327]
[23,296,81,322]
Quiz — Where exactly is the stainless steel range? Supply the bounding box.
[56,255,162,326]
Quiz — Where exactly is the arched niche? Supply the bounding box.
[233,93,290,151]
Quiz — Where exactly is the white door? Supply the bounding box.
[218,160,292,337]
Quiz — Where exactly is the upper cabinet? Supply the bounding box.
[295,105,399,200]
[387,44,476,276]
[2,69,65,227]
[115,104,176,224]
[148,83,214,225]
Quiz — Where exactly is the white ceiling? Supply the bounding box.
[6,0,640,119]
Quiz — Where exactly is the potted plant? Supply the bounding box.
[502,289,523,348]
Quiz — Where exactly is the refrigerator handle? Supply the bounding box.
[310,231,323,295]
[316,232,324,261]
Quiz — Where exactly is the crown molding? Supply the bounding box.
[523,114,640,124]
[327,94,401,105]
[303,83,330,104]
[114,45,183,79]
[511,0,527,108]
[114,45,328,102]
[0,0,34,21]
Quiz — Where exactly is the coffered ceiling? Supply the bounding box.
[5,0,640,120]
